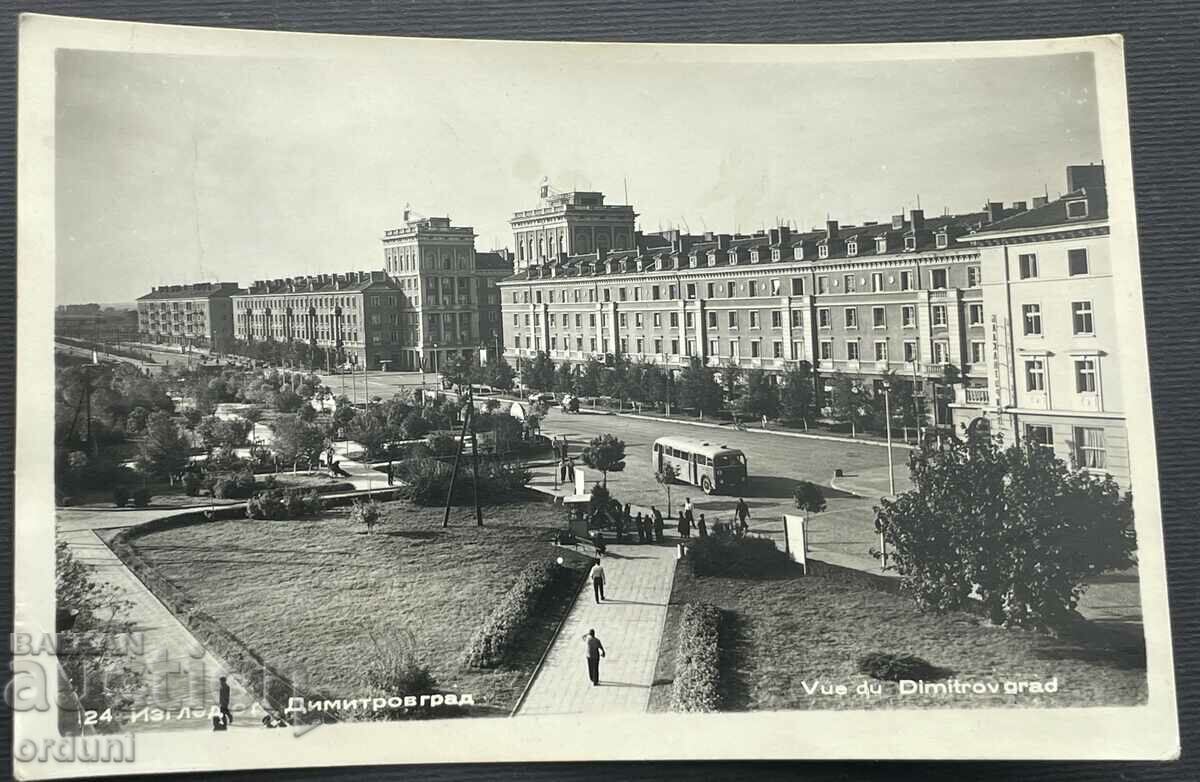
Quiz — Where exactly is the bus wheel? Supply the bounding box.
[701,476,714,495]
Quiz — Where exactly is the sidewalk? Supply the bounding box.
[58,523,264,732]
[516,541,677,715]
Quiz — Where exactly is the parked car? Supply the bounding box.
[528,392,556,404]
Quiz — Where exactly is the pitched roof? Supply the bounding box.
[137,282,243,301]
[968,191,1107,235]
[236,272,399,296]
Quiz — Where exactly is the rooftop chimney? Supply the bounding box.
[768,228,780,245]
[1011,201,1028,212]
[909,209,925,233]
[985,201,1004,224]
[825,220,839,240]
[891,214,905,230]
[716,234,731,250]
[1066,164,1105,195]
[1032,195,1049,208]
[779,225,791,245]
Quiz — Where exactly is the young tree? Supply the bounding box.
[273,388,304,414]
[875,432,1136,630]
[792,480,827,523]
[829,372,870,437]
[655,461,679,516]
[440,351,475,391]
[554,361,578,395]
[124,406,150,435]
[580,433,627,486]
[639,362,668,407]
[578,357,605,397]
[344,410,391,460]
[779,363,814,426]
[270,415,328,471]
[136,411,191,482]
[526,351,555,392]
[676,357,723,415]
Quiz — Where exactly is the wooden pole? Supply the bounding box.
[469,393,482,527]
[442,395,472,528]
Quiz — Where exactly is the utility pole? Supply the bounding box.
[442,390,473,529]
[468,391,482,527]
[882,381,896,497]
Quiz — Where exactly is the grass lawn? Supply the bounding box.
[650,561,1146,712]
[124,497,590,716]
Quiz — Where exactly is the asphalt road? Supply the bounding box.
[312,370,438,402]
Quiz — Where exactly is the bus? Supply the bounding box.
[651,436,748,495]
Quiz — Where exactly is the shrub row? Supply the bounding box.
[687,534,790,578]
[462,560,565,668]
[393,456,531,506]
[245,489,323,520]
[669,602,723,713]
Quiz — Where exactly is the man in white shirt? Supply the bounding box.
[589,561,606,603]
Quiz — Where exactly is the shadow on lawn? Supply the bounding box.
[1036,620,1147,671]
[719,608,752,711]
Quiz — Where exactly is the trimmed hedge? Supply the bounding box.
[669,602,722,713]
[462,560,565,668]
[687,534,790,578]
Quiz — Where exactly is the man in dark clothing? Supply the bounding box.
[735,498,751,528]
[218,676,232,725]
[635,512,645,543]
[582,629,606,685]
[652,506,664,543]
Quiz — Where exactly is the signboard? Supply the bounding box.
[479,347,489,366]
[574,467,586,497]
[783,514,809,574]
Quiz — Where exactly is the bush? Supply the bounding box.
[350,498,382,533]
[670,602,722,713]
[688,535,789,578]
[360,627,437,719]
[131,488,152,507]
[246,491,287,520]
[112,487,130,507]
[426,432,458,458]
[394,456,531,506]
[462,560,564,668]
[208,469,257,499]
[856,652,943,682]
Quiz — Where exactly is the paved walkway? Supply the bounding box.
[517,541,678,715]
[58,511,264,732]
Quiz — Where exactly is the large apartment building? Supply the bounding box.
[136,282,241,351]
[498,195,1030,421]
[949,165,1128,486]
[380,212,512,372]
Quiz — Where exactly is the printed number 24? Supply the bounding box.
[82,709,113,725]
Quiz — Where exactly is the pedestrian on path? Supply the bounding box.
[652,506,664,543]
[677,510,691,539]
[735,498,751,529]
[566,457,576,483]
[684,497,695,525]
[590,561,607,603]
[697,513,708,538]
[635,511,645,543]
[642,514,653,543]
[583,629,606,686]
[218,676,232,726]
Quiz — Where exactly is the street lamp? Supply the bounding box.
[881,381,896,497]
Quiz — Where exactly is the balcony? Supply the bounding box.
[954,386,991,406]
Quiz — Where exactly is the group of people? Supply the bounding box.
[609,502,669,544]
[675,496,752,539]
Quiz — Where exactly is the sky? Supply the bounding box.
[55,44,1102,305]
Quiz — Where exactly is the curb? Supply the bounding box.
[610,412,913,451]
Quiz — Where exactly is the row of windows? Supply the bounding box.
[1017,248,1092,280]
[1022,357,1100,395]
[512,265,983,305]
[1020,300,1096,337]
[384,246,473,273]
[236,296,360,311]
[1024,424,1107,469]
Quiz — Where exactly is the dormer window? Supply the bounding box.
[818,244,830,260]
[750,250,760,263]
[935,232,949,249]
[1066,199,1089,219]
[793,245,804,261]
[707,250,717,266]
[771,249,781,262]
[846,240,858,257]
[876,236,887,254]
[904,236,917,251]
[728,250,738,265]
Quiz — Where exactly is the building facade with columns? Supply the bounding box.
[380,213,512,372]
[509,189,638,273]
[949,165,1128,486]
[497,197,1042,414]
[136,282,241,352]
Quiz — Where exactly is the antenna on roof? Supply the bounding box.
[680,217,690,233]
[624,177,629,205]
[916,194,922,210]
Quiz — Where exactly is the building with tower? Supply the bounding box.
[509,186,638,272]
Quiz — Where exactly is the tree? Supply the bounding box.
[676,357,723,415]
[125,406,150,435]
[580,433,627,486]
[345,410,392,460]
[792,481,827,523]
[298,404,317,423]
[719,360,742,403]
[273,388,303,414]
[656,461,679,516]
[829,372,870,437]
[638,362,668,407]
[489,357,515,391]
[875,432,1136,630]
[554,361,578,395]
[136,411,190,482]
[441,352,475,391]
[240,405,264,425]
[738,369,780,422]
[526,351,555,391]
[270,415,328,471]
[602,353,632,400]
[578,357,605,397]
[779,363,814,426]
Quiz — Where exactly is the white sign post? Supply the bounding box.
[783,514,809,575]
[574,467,586,497]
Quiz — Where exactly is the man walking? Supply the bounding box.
[735,497,751,531]
[217,675,232,726]
[652,505,664,543]
[582,629,606,686]
[590,560,607,603]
